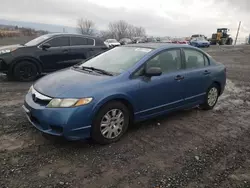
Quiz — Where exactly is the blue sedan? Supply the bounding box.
[190,37,210,48]
[23,44,226,144]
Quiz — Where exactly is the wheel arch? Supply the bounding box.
[212,81,222,95]
[9,56,43,74]
[92,94,135,124]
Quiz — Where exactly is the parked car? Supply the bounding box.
[119,38,132,45]
[23,43,226,144]
[172,39,189,45]
[132,37,146,44]
[190,37,210,48]
[160,38,172,43]
[146,37,157,43]
[0,33,108,81]
[177,40,189,45]
[104,39,120,48]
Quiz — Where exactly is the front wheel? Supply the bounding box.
[13,61,39,81]
[199,84,219,110]
[91,101,130,144]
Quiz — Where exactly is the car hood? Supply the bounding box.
[196,41,209,44]
[0,44,23,51]
[34,68,113,98]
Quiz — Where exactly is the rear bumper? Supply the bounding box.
[23,92,93,140]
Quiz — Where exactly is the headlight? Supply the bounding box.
[0,48,16,55]
[47,98,93,108]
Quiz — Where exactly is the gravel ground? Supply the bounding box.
[0,45,250,188]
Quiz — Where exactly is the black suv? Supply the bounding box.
[0,33,108,81]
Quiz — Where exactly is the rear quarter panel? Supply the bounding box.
[209,60,226,95]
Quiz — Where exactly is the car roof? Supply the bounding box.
[124,43,194,49]
[43,33,98,39]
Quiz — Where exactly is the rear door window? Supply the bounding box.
[183,49,208,69]
[47,36,70,47]
[71,37,88,46]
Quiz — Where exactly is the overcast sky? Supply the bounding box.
[1,0,250,39]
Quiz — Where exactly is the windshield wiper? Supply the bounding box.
[81,66,114,76]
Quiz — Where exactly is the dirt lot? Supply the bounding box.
[0,45,250,188]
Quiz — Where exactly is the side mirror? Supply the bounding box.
[41,43,51,50]
[145,67,162,77]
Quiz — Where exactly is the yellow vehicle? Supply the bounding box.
[210,28,233,45]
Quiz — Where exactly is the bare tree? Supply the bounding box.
[97,20,147,41]
[134,26,146,37]
[127,24,136,39]
[77,18,95,35]
[108,20,130,40]
[98,30,113,41]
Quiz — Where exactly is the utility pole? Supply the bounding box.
[234,21,241,45]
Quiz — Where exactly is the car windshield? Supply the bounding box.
[197,37,206,41]
[79,47,152,74]
[25,35,50,46]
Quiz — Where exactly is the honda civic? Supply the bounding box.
[23,44,226,144]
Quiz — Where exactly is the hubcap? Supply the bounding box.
[100,109,124,139]
[207,87,218,107]
[19,65,35,79]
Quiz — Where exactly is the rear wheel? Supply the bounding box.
[91,101,130,144]
[226,38,233,45]
[199,84,220,110]
[13,60,39,81]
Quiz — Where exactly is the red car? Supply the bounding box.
[172,40,189,45]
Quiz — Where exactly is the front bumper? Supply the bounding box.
[197,43,210,47]
[23,92,93,140]
[0,59,8,73]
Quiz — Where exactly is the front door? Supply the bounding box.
[37,36,71,71]
[134,48,185,119]
[181,48,212,104]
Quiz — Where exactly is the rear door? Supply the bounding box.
[68,36,96,66]
[38,36,71,71]
[181,48,212,104]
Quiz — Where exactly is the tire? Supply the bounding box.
[13,60,39,81]
[91,101,130,144]
[199,83,220,110]
[226,38,233,45]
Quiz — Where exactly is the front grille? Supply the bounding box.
[31,88,51,106]
[33,97,50,106]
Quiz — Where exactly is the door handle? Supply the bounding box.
[203,70,211,75]
[174,75,184,80]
